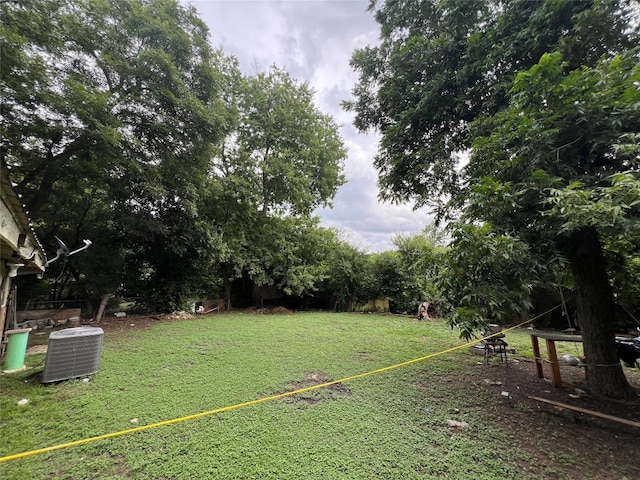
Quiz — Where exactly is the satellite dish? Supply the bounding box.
[54,235,70,256]
[45,236,91,267]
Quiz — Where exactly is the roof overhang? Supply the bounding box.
[1,162,47,275]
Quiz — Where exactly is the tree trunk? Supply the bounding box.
[94,294,110,323]
[262,169,269,213]
[223,275,232,311]
[26,143,70,218]
[564,227,636,400]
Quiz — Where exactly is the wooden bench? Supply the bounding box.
[530,332,583,388]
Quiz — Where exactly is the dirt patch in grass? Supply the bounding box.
[26,344,48,355]
[76,309,292,335]
[94,313,187,332]
[441,357,640,479]
[24,313,200,350]
[246,306,293,315]
[273,371,352,405]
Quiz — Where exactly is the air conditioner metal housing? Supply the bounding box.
[42,327,104,383]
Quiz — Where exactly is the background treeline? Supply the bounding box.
[1,0,448,318]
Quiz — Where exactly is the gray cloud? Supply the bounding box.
[190,0,432,252]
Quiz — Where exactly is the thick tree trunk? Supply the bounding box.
[564,227,636,400]
[94,294,110,323]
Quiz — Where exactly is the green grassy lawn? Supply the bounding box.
[0,313,582,479]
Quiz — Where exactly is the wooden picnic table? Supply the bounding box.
[530,331,583,388]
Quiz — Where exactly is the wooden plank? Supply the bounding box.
[530,332,583,342]
[545,339,563,388]
[531,335,544,379]
[528,396,640,429]
[17,308,81,323]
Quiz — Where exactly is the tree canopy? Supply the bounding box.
[2,0,347,315]
[2,0,226,313]
[237,67,346,216]
[348,0,640,399]
[201,62,347,307]
[346,0,637,212]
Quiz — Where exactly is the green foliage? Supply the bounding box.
[368,250,403,301]
[197,60,348,304]
[466,51,640,240]
[200,164,345,304]
[604,231,640,321]
[1,0,225,312]
[545,172,640,236]
[321,238,373,310]
[354,224,451,315]
[237,66,347,215]
[441,224,543,339]
[349,0,640,397]
[236,216,336,298]
[346,0,636,212]
[2,1,347,312]
[391,228,448,314]
[457,52,640,341]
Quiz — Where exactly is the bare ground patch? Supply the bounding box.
[426,356,640,480]
[246,306,293,315]
[271,371,352,406]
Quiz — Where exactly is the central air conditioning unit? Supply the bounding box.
[42,327,104,383]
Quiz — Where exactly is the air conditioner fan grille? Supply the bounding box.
[42,327,103,383]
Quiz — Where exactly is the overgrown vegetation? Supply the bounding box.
[2,0,347,316]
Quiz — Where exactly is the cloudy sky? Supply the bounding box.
[187,0,433,252]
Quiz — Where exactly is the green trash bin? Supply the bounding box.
[2,328,32,372]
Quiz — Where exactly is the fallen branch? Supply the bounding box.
[528,396,640,429]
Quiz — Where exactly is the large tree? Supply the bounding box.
[1,0,225,314]
[202,63,347,304]
[237,66,347,216]
[464,53,640,398]
[347,0,635,210]
[347,0,639,398]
